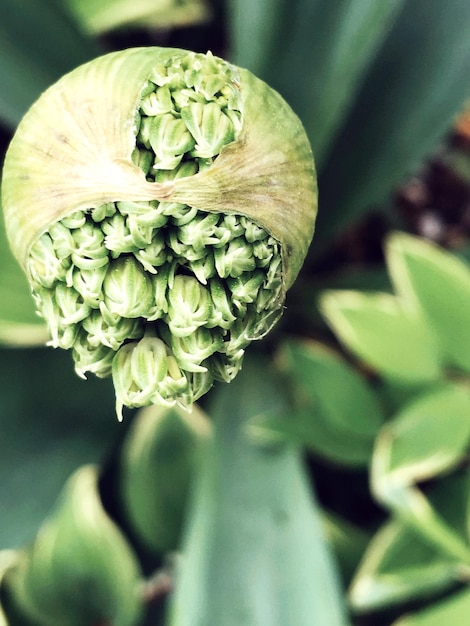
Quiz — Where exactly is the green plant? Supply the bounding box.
[277,232,470,625]
[1,2,470,625]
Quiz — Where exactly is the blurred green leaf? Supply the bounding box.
[320,290,442,384]
[323,510,370,586]
[261,339,384,466]
[6,465,143,626]
[119,403,210,553]
[387,232,470,373]
[168,352,347,626]
[226,0,284,78]
[316,0,470,245]
[0,347,116,549]
[0,193,47,345]
[239,0,405,166]
[374,385,470,484]
[0,0,101,129]
[349,520,459,612]
[393,588,470,626]
[62,0,210,35]
[265,0,404,166]
[371,385,470,562]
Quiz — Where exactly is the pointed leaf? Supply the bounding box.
[316,0,470,244]
[349,519,459,611]
[371,386,470,562]
[266,339,384,466]
[253,0,405,165]
[168,353,347,626]
[387,232,470,373]
[374,385,470,485]
[320,290,442,383]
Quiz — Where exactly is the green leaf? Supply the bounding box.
[0,347,116,549]
[387,232,470,373]
[371,385,470,562]
[119,403,210,553]
[168,352,347,626]
[226,0,285,79]
[0,0,101,129]
[6,466,143,626]
[316,0,470,245]
[248,0,404,166]
[263,339,384,466]
[393,588,470,626]
[349,519,459,611]
[62,0,210,35]
[320,290,442,383]
[0,193,47,345]
[375,385,470,484]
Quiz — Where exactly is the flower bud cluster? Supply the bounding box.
[27,51,283,418]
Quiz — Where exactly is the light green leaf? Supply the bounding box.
[119,403,210,553]
[168,352,347,626]
[393,588,470,626]
[374,385,470,484]
[371,385,470,562]
[62,0,210,35]
[320,290,442,383]
[350,520,458,611]
[0,0,101,129]
[387,232,470,373]
[261,339,384,466]
[316,0,470,244]
[0,197,47,345]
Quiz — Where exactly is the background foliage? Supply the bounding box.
[1,1,470,625]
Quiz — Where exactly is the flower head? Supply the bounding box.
[2,48,316,418]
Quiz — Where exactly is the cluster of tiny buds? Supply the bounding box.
[27,51,283,418]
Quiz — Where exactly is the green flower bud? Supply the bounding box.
[149,113,195,170]
[112,335,193,420]
[73,331,115,379]
[82,309,142,351]
[140,84,174,116]
[169,327,224,372]
[181,101,236,158]
[207,278,237,329]
[214,237,257,278]
[167,275,212,337]
[27,233,67,289]
[2,47,316,418]
[102,257,155,318]
[71,264,107,307]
